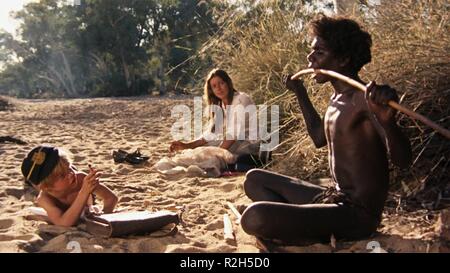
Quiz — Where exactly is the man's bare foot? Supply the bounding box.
[236,204,248,214]
[255,237,285,253]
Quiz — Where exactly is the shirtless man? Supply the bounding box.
[240,16,412,244]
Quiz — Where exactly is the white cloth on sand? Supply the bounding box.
[154,146,237,177]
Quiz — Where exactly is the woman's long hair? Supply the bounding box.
[203,68,237,132]
[203,69,236,120]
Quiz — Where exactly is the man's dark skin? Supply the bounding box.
[289,36,412,215]
[240,32,412,244]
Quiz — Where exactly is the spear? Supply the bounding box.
[291,68,450,139]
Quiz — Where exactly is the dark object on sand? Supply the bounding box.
[85,210,180,238]
[0,97,13,111]
[226,151,273,173]
[0,136,27,145]
[112,149,150,165]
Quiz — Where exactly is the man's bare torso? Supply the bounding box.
[324,90,389,215]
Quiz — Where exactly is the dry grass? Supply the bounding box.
[199,1,330,179]
[361,0,449,205]
[200,0,449,205]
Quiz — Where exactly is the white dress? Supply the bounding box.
[201,92,260,155]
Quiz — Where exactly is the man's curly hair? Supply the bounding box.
[308,15,372,72]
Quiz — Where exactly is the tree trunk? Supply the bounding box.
[60,51,77,97]
[158,65,166,95]
[120,48,132,89]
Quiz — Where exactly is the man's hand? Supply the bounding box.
[282,74,307,95]
[365,81,399,126]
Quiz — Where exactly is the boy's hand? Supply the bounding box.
[80,167,101,195]
[365,81,399,126]
[282,74,307,95]
[87,205,102,216]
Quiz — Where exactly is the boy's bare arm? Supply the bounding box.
[283,75,326,148]
[37,168,101,226]
[37,190,91,227]
[93,184,118,214]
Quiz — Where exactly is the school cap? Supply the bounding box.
[21,145,60,185]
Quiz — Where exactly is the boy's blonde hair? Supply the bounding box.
[38,149,72,191]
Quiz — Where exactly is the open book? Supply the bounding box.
[84,210,180,238]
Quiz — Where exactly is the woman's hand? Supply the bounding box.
[169,140,189,152]
[170,139,208,152]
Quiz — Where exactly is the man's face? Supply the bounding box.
[306,37,340,84]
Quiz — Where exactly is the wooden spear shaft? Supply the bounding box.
[226,202,242,224]
[223,213,235,242]
[291,68,450,139]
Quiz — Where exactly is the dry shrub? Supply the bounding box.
[201,0,449,204]
[201,0,330,180]
[360,0,449,205]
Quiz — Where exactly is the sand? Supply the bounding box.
[0,96,447,253]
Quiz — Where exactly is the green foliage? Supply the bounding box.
[0,0,219,97]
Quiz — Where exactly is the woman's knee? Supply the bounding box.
[240,202,270,236]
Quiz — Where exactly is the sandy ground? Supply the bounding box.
[0,96,448,253]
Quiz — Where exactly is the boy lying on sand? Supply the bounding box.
[21,145,118,227]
